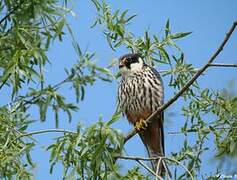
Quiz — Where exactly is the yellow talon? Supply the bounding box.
[135,119,148,131]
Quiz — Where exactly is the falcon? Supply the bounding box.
[117,53,166,175]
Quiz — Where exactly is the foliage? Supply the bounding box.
[0,106,34,179]
[47,120,124,179]
[0,0,236,179]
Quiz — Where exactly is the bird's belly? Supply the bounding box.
[120,82,152,123]
[118,66,164,127]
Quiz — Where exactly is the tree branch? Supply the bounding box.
[208,63,237,68]
[9,129,76,145]
[158,62,237,74]
[4,71,74,112]
[168,127,237,135]
[117,155,194,179]
[124,21,237,143]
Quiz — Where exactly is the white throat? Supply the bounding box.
[130,59,143,71]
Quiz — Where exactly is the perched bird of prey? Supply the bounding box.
[117,53,166,175]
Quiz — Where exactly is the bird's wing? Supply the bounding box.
[141,66,166,175]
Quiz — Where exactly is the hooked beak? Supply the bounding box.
[119,58,126,68]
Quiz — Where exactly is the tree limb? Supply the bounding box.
[124,21,237,143]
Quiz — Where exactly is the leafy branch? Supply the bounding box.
[124,21,237,143]
[0,3,20,25]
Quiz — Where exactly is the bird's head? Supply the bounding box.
[118,53,144,76]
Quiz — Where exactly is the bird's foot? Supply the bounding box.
[135,118,148,131]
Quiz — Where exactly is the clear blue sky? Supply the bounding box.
[2,0,237,179]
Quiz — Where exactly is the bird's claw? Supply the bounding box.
[135,119,148,132]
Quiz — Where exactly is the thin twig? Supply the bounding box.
[168,127,237,135]
[2,128,77,153]
[156,158,162,180]
[124,21,237,143]
[159,62,237,74]
[168,131,196,135]
[117,155,164,161]
[9,129,76,145]
[136,159,163,180]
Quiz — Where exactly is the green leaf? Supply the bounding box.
[169,32,192,39]
[21,65,41,79]
[0,62,15,84]
[26,148,35,167]
[165,19,170,37]
[91,0,102,11]
[124,14,137,24]
[95,66,115,79]
[107,111,121,126]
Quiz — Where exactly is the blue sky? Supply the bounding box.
[2,0,237,179]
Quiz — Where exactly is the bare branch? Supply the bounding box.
[159,62,237,74]
[124,21,237,143]
[168,131,196,135]
[167,127,237,135]
[208,63,237,68]
[117,155,163,161]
